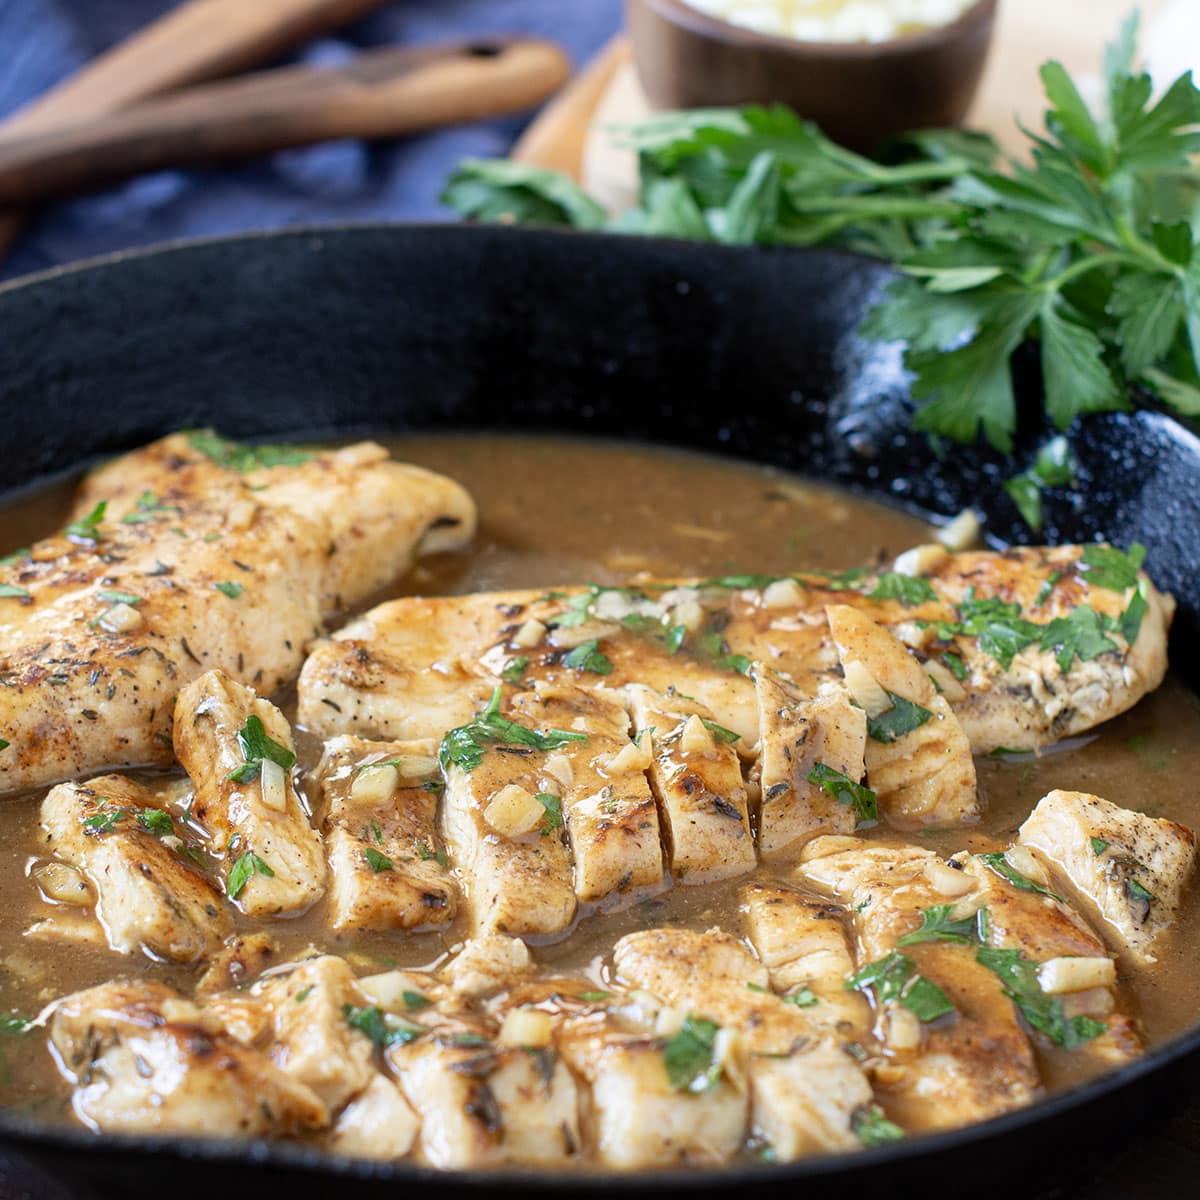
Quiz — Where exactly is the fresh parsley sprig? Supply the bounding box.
[443,15,1200,452]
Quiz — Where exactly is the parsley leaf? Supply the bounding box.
[941,651,967,681]
[1039,604,1119,673]
[783,987,819,1008]
[699,717,741,744]
[978,851,1062,901]
[83,807,125,835]
[135,808,174,837]
[866,573,938,606]
[1091,837,1109,855]
[1003,436,1076,532]
[364,847,393,873]
[0,584,29,599]
[562,638,613,675]
[439,686,588,773]
[535,792,563,831]
[342,1004,422,1049]
[65,501,107,544]
[663,1016,723,1092]
[1080,543,1147,591]
[186,429,315,473]
[897,903,982,946]
[227,715,296,782]
[500,656,528,684]
[846,951,955,1022]
[976,947,1107,1049]
[854,1105,905,1148]
[866,691,934,743]
[214,581,244,600]
[121,491,181,524]
[806,763,877,825]
[226,851,275,899]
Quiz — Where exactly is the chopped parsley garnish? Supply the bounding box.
[0,739,8,752]
[941,651,967,681]
[846,952,955,1022]
[403,991,431,1012]
[866,573,938,606]
[853,1105,905,1148]
[1126,878,1155,904]
[783,987,819,1008]
[364,847,394,873]
[449,1033,491,1048]
[342,1004,422,1049]
[1120,579,1150,645]
[951,592,1042,671]
[438,686,587,773]
[83,807,125,835]
[698,574,782,590]
[121,491,181,524]
[694,622,752,675]
[978,852,1061,901]
[810,566,871,592]
[214,581,244,600]
[806,762,877,825]
[65,501,108,544]
[1003,436,1075,532]
[226,851,275,899]
[699,717,741,744]
[227,715,296,782]
[0,1013,33,1038]
[135,808,174,837]
[1033,570,1063,608]
[866,691,934,744]
[576,990,612,1001]
[0,548,29,567]
[535,792,563,831]
[1079,543,1146,592]
[562,638,613,675]
[415,838,449,867]
[0,584,29,599]
[1091,837,1109,856]
[663,1016,723,1092]
[186,429,316,473]
[371,821,383,843]
[897,903,982,946]
[500,655,529,684]
[98,589,141,606]
[1038,605,1118,673]
[976,947,1107,1049]
[295,986,314,1003]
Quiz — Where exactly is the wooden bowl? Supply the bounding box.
[626,0,998,151]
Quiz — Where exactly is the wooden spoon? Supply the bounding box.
[0,40,570,205]
[0,0,390,258]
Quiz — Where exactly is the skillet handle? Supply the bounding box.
[0,0,390,254]
[0,40,571,206]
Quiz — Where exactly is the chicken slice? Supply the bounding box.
[0,432,474,797]
[443,934,536,1000]
[315,736,457,932]
[753,667,868,855]
[827,605,979,830]
[49,980,328,1136]
[558,1018,748,1170]
[741,882,870,1039]
[440,690,577,936]
[329,1074,420,1162]
[625,685,755,883]
[1019,789,1198,965]
[294,546,1170,760]
[389,1034,582,1168]
[957,850,1142,1063]
[508,684,664,903]
[173,669,326,917]
[612,928,870,1158]
[40,774,229,963]
[798,838,1040,1132]
[256,955,376,1112]
[196,932,278,995]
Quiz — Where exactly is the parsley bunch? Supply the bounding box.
[443,14,1200,453]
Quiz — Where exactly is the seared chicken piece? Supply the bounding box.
[443,934,535,999]
[389,1034,582,1169]
[41,774,230,963]
[1019,790,1198,965]
[558,1017,748,1170]
[957,851,1142,1063]
[827,605,978,830]
[174,670,326,917]
[0,431,474,796]
[256,955,376,1112]
[315,736,457,932]
[439,691,577,937]
[49,980,328,1136]
[799,838,1040,1132]
[329,1074,420,1162]
[612,928,871,1158]
[509,684,664,902]
[625,685,754,883]
[196,932,278,994]
[753,668,867,855]
[296,546,1170,760]
[741,882,870,1038]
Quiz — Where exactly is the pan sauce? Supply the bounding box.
[0,433,1197,1150]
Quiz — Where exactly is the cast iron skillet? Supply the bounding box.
[0,224,1198,1200]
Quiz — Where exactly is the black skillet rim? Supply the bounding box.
[0,221,1197,1188]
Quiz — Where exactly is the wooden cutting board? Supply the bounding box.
[513,0,1178,211]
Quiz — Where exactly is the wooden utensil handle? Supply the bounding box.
[0,40,570,207]
[0,0,388,141]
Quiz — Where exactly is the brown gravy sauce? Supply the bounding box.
[0,434,1197,1136]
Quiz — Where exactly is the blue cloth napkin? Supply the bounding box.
[0,0,622,281]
